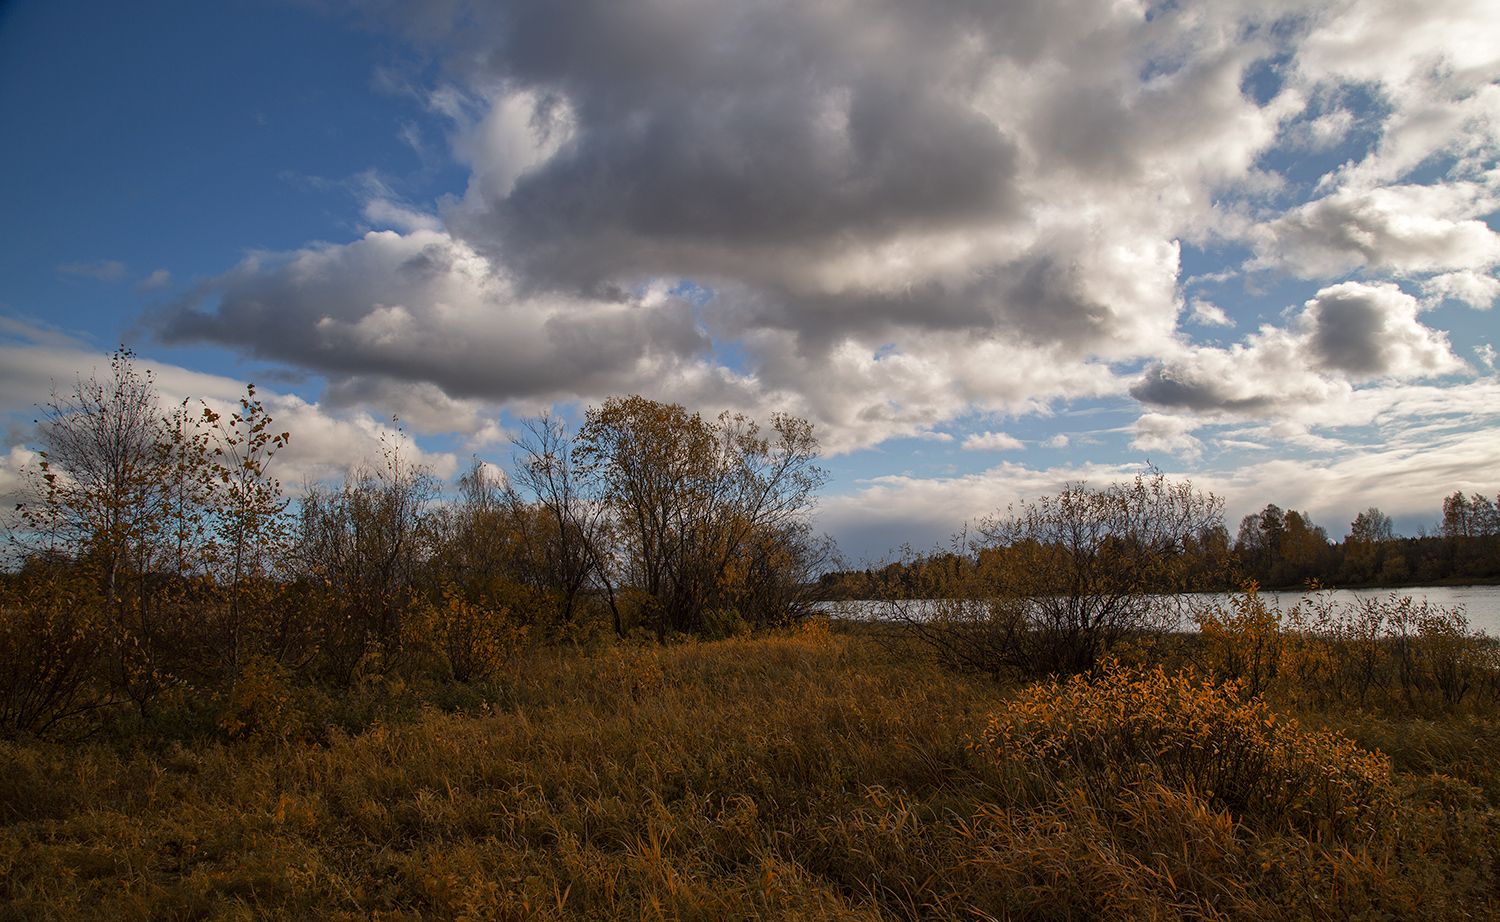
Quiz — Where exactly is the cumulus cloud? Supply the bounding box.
[1299,282,1463,377]
[0,444,41,509]
[1133,282,1463,419]
[157,0,1349,452]
[1424,270,1500,309]
[134,0,1498,473]
[1249,182,1500,278]
[1130,413,1204,460]
[154,228,711,407]
[1293,0,1500,190]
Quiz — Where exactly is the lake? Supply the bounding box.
[820,585,1500,637]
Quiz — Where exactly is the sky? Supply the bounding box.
[1,0,1497,562]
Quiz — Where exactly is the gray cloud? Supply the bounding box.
[154,230,711,404]
[1300,281,1463,377]
[1250,182,1500,277]
[147,0,1499,455]
[427,0,1274,351]
[1131,364,1276,415]
[1133,281,1463,417]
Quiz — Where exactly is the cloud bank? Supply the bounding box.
[126,0,1500,553]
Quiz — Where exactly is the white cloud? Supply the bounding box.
[962,431,1025,452]
[818,401,1500,559]
[154,228,713,418]
[361,198,442,234]
[1249,182,1500,278]
[817,459,1146,558]
[1134,282,1464,419]
[1188,298,1233,327]
[100,0,1500,498]
[1295,282,1464,378]
[0,444,40,509]
[1423,270,1500,309]
[1130,413,1203,461]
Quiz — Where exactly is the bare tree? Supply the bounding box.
[18,347,170,608]
[295,428,436,679]
[509,414,622,635]
[14,348,180,712]
[897,472,1224,679]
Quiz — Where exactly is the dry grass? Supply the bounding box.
[2,623,1497,920]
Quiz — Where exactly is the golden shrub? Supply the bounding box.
[0,571,107,739]
[976,662,1394,838]
[218,656,304,741]
[1193,584,1282,698]
[411,586,528,683]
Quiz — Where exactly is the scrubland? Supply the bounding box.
[4,617,1498,921]
[6,355,1498,918]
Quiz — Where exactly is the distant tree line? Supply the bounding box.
[1230,497,1500,587]
[1,350,828,738]
[825,492,1500,600]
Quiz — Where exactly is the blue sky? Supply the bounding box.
[2,0,1498,561]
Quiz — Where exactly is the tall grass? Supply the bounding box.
[3,623,1497,919]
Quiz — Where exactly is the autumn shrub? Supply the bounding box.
[0,569,108,740]
[410,585,528,683]
[1198,589,1500,716]
[975,662,1394,839]
[700,606,751,640]
[1193,584,1282,698]
[217,655,306,742]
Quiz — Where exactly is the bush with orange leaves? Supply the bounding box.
[975,662,1394,839]
[0,565,108,740]
[409,585,528,683]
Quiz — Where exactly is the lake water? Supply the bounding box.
[820,585,1500,637]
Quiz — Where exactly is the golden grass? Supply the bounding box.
[2,624,1497,920]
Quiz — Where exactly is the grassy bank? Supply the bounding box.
[3,624,1498,920]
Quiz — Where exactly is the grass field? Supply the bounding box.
[3,621,1498,920]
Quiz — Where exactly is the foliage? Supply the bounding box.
[2,632,1496,920]
[198,385,293,677]
[508,415,619,634]
[1196,589,1500,715]
[977,662,1393,838]
[410,585,528,683]
[0,564,107,739]
[575,395,827,640]
[7,351,301,716]
[1193,584,1283,698]
[14,347,170,599]
[295,429,437,681]
[8,350,1500,917]
[1235,504,1332,588]
[217,656,305,742]
[891,472,1224,679]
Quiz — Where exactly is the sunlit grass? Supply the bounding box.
[3,624,1497,919]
